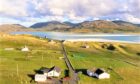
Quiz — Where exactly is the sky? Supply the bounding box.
[0,0,140,27]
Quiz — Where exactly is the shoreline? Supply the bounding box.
[65,38,140,44]
[10,32,140,44]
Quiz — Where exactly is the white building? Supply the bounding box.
[87,68,110,79]
[41,66,61,77]
[81,45,90,48]
[21,46,29,52]
[35,74,47,82]
[4,48,14,51]
[49,40,56,44]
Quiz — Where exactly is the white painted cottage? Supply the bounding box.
[81,45,90,48]
[4,48,14,51]
[35,74,47,82]
[49,40,56,44]
[87,68,110,79]
[21,46,29,52]
[41,66,61,77]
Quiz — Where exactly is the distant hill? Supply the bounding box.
[69,20,140,33]
[30,20,140,33]
[1,20,140,33]
[30,21,74,31]
[0,24,33,33]
[135,24,140,27]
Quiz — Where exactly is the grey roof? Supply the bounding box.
[94,68,105,75]
[41,66,61,73]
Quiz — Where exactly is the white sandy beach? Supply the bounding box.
[65,38,140,44]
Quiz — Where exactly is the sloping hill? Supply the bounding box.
[69,20,140,33]
[0,24,33,33]
[78,20,119,29]
[30,21,73,31]
[30,20,140,33]
[1,20,140,33]
[0,34,140,84]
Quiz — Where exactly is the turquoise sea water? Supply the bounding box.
[11,32,140,43]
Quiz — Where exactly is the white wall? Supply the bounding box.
[44,70,60,77]
[35,74,46,82]
[87,70,93,76]
[87,70,110,79]
[96,73,110,79]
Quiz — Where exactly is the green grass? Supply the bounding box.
[0,49,67,84]
[0,35,67,84]
[64,42,140,84]
[0,34,140,84]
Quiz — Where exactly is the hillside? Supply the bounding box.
[0,24,33,33]
[30,20,140,33]
[0,20,140,33]
[69,20,140,33]
[30,21,73,31]
[0,34,140,84]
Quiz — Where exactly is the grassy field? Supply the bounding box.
[64,42,140,84]
[0,34,140,84]
[0,34,67,84]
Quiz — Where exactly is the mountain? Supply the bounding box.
[68,20,140,33]
[30,21,61,28]
[77,20,119,28]
[0,24,32,33]
[30,21,74,31]
[30,20,140,33]
[63,21,79,27]
[1,20,140,33]
[136,24,140,27]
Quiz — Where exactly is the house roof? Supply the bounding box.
[41,66,61,73]
[88,68,97,72]
[94,68,105,75]
[41,68,50,73]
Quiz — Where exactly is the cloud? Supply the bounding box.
[33,0,118,17]
[0,0,29,17]
[127,0,140,18]
[124,14,140,24]
[0,0,140,26]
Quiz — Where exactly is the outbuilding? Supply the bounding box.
[81,45,90,48]
[21,46,29,52]
[87,68,110,79]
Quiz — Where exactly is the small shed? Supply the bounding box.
[21,46,29,52]
[59,57,64,60]
[4,48,14,51]
[49,40,56,44]
[87,68,110,79]
[35,74,47,82]
[81,45,90,48]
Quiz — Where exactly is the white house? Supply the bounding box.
[4,48,14,51]
[81,45,90,48]
[35,74,47,82]
[87,68,96,76]
[87,68,110,79]
[41,66,61,77]
[21,46,29,52]
[49,40,56,44]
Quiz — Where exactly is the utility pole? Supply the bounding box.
[17,64,19,75]
[50,55,52,66]
[42,53,43,61]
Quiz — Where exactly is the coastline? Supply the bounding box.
[65,38,140,44]
[10,32,140,44]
